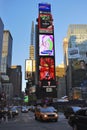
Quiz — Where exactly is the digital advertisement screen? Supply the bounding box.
[39,3,51,13]
[39,34,54,56]
[39,57,55,80]
[39,14,53,31]
[25,59,33,80]
[24,95,28,103]
[25,59,36,80]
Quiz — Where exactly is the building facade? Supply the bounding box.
[0,18,4,91]
[0,18,4,69]
[7,65,22,97]
[66,24,87,99]
[1,30,13,74]
[25,21,36,96]
[29,21,35,60]
[55,63,66,99]
[63,38,68,68]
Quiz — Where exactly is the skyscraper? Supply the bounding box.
[0,18,4,70]
[25,21,36,96]
[66,24,87,99]
[0,18,4,91]
[1,30,13,74]
[67,24,87,63]
[63,38,68,68]
[25,21,35,80]
[29,21,35,59]
[8,65,22,97]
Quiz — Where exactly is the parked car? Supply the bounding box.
[64,106,81,119]
[68,107,87,130]
[35,106,58,122]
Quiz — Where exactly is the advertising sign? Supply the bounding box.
[68,47,80,59]
[39,3,51,13]
[39,57,55,80]
[39,14,53,33]
[25,59,33,80]
[72,60,86,70]
[25,59,36,80]
[39,34,54,56]
[24,95,28,103]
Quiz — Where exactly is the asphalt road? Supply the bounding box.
[0,111,72,130]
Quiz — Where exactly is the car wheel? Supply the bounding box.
[54,119,58,122]
[40,116,43,121]
[35,115,37,120]
[73,124,78,130]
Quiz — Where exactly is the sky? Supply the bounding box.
[0,0,87,91]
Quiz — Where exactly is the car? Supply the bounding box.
[64,106,81,119]
[0,107,5,120]
[35,106,58,122]
[0,107,16,119]
[21,106,28,113]
[3,107,12,118]
[10,107,19,117]
[68,107,87,130]
[29,105,35,112]
[0,107,10,118]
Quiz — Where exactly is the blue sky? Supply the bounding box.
[0,0,87,91]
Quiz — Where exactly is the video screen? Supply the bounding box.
[25,59,33,80]
[39,3,51,13]
[39,14,53,29]
[39,34,54,56]
[39,57,55,80]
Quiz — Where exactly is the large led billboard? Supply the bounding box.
[39,57,55,80]
[39,3,51,13]
[72,60,86,70]
[25,59,36,80]
[39,34,54,56]
[39,14,53,33]
[25,59,33,80]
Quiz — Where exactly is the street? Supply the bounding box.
[0,110,72,130]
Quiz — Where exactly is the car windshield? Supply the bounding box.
[11,107,17,110]
[40,108,55,113]
[22,107,27,109]
[72,107,81,112]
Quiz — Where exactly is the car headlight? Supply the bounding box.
[55,114,58,117]
[44,114,47,118]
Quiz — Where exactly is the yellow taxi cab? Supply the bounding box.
[35,106,58,122]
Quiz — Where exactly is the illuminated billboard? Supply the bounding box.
[39,14,53,33]
[72,60,86,70]
[24,95,28,103]
[25,59,32,80]
[25,59,36,80]
[39,3,51,13]
[39,57,55,80]
[39,34,54,56]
